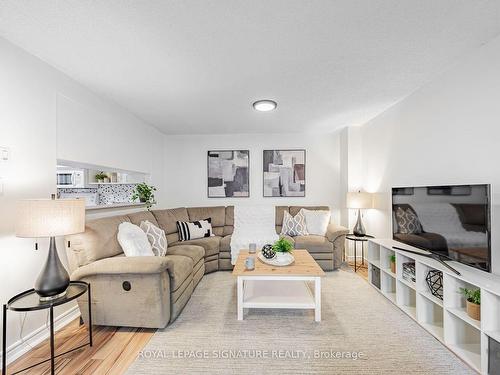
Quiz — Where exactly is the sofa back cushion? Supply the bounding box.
[224,206,234,235]
[275,206,330,234]
[127,210,159,227]
[289,206,329,216]
[66,214,130,269]
[152,207,190,234]
[187,206,225,236]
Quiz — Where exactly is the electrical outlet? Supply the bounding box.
[0,147,9,162]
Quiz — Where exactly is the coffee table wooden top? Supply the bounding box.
[232,249,325,277]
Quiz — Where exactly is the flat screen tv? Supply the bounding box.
[392,184,491,273]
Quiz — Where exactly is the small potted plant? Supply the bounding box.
[390,254,396,274]
[95,171,107,183]
[460,287,480,321]
[272,237,294,262]
[132,183,157,209]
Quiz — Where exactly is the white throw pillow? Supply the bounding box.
[281,210,309,237]
[140,220,168,256]
[117,222,154,257]
[302,209,331,236]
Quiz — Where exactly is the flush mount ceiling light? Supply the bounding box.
[253,100,277,112]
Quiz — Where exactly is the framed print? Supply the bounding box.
[207,150,249,197]
[263,149,305,197]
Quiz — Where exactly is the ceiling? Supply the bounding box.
[1,1,500,135]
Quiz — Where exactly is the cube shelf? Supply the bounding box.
[380,246,396,276]
[397,280,417,320]
[443,274,481,330]
[381,272,396,303]
[445,311,481,372]
[418,294,444,341]
[367,242,381,268]
[365,238,500,374]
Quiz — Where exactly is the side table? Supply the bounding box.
[2,281,92,375]
[346,234,374,272]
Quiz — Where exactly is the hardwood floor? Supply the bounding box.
[7,319,155,375]
[347,261,368,280]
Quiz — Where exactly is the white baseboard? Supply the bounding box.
[346,255,367,262]
[1,305,81,365]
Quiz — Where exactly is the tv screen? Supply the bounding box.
[392,184,491,272]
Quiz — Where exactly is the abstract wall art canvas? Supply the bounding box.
[207,150,249,197]
[263,149,305,197]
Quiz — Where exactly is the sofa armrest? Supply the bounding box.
[326,223,349,242]
[71,256,173,280]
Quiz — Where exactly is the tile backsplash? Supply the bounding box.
[58,184,138,205]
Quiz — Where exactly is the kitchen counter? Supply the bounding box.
[86,202,147,211]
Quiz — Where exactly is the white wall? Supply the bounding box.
[0,36,166,361]
[359,34,500,275]
[164,133,342,222]
[339,125,370,260]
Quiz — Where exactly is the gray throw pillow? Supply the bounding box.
[281,210,309,237]
[395,207,422,234]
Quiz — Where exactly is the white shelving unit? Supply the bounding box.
[367,238,500,374]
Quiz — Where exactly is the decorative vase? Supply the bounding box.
[353,209,366,237]
[466,300,481,321]
[139,197,147,203]
[390,261,396,274]
[276,252,288,262]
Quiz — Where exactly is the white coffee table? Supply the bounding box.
[232,250,325,321]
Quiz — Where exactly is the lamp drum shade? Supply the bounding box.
[346,192,374,209]
[16,199,85,238]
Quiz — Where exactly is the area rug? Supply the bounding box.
[126,268,474,374]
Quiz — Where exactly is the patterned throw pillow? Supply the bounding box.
[140,220,168,256]
[395,207,423,234]
[176,218,214,241]
[281,210,309,237]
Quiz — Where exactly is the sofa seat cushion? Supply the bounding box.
[167,245,205,265]
[170,236,221,257]
[293,235,333,253]
[164,255,193,291]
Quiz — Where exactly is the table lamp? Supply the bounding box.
[346,191,373,237]
[16,196,85,301]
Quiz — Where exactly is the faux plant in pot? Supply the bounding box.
[460,287,480,321]
[390,254,396,274]
[272,237,294,261]
[132,183,157,209]
[95,171,107,183]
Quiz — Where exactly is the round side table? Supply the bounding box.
[2,281,92,375]
[346,234,374,272]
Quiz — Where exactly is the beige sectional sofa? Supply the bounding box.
[66,205,348,328]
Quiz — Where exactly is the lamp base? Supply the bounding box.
[35,237,70,300]
[39,291,67,302]
[352,209,366,237]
